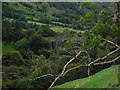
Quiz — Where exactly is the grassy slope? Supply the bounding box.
[6,3,78,33]
[54,65,119,88]
[51,26,82,33]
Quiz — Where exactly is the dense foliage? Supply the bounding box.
[2,2,120,89]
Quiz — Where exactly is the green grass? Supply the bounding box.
[27,20,50,26]
[54,65,119,88]
[27,20,83,34]
[4,18,14,21]
[24,15,40,21]
[2,43,15,54]
[51,26,82,33]
[52,21,66,25]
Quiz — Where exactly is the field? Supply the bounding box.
[51,26,82,33]
[27,20,82,33]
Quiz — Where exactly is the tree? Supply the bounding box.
[111,24,120,44]
[41,2,49,12]
[79,12,95,30]
[29,33,49,54]
[2,20,22,42]
[99,9,109,23]
[92,21,111,38]
[14,38,34,59]
[37,25,56,37]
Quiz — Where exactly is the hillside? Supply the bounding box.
[2,2,112,31]
[2,2,120,89]
[54,65,120,88]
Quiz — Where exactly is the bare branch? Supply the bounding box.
[31,38,119,90]
[84,50,92,62]
[88,66,91,78]
[89,48,120,66]
[61,50,85,75]
[29,74,55,81]
[63,64,88,77]
[94,55,120,65]
[103,38,120,48]
[48,76,60,90]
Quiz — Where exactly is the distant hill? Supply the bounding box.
[2,2,113,29]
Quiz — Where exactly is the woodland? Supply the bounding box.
[1,2,120,89]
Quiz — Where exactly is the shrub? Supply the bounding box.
[2,51,25,66]
[2,52,10,66]
[9,51,25,66]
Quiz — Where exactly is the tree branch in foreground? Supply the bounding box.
[29,38,120,89]
[48,50,85,89]
[94,55,120,66]
[88,48,120,66]
[103,38,120,48]
[48,38,120,89]
[29,74,55,81]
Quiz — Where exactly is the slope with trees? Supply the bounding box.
[2,2,120,89]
